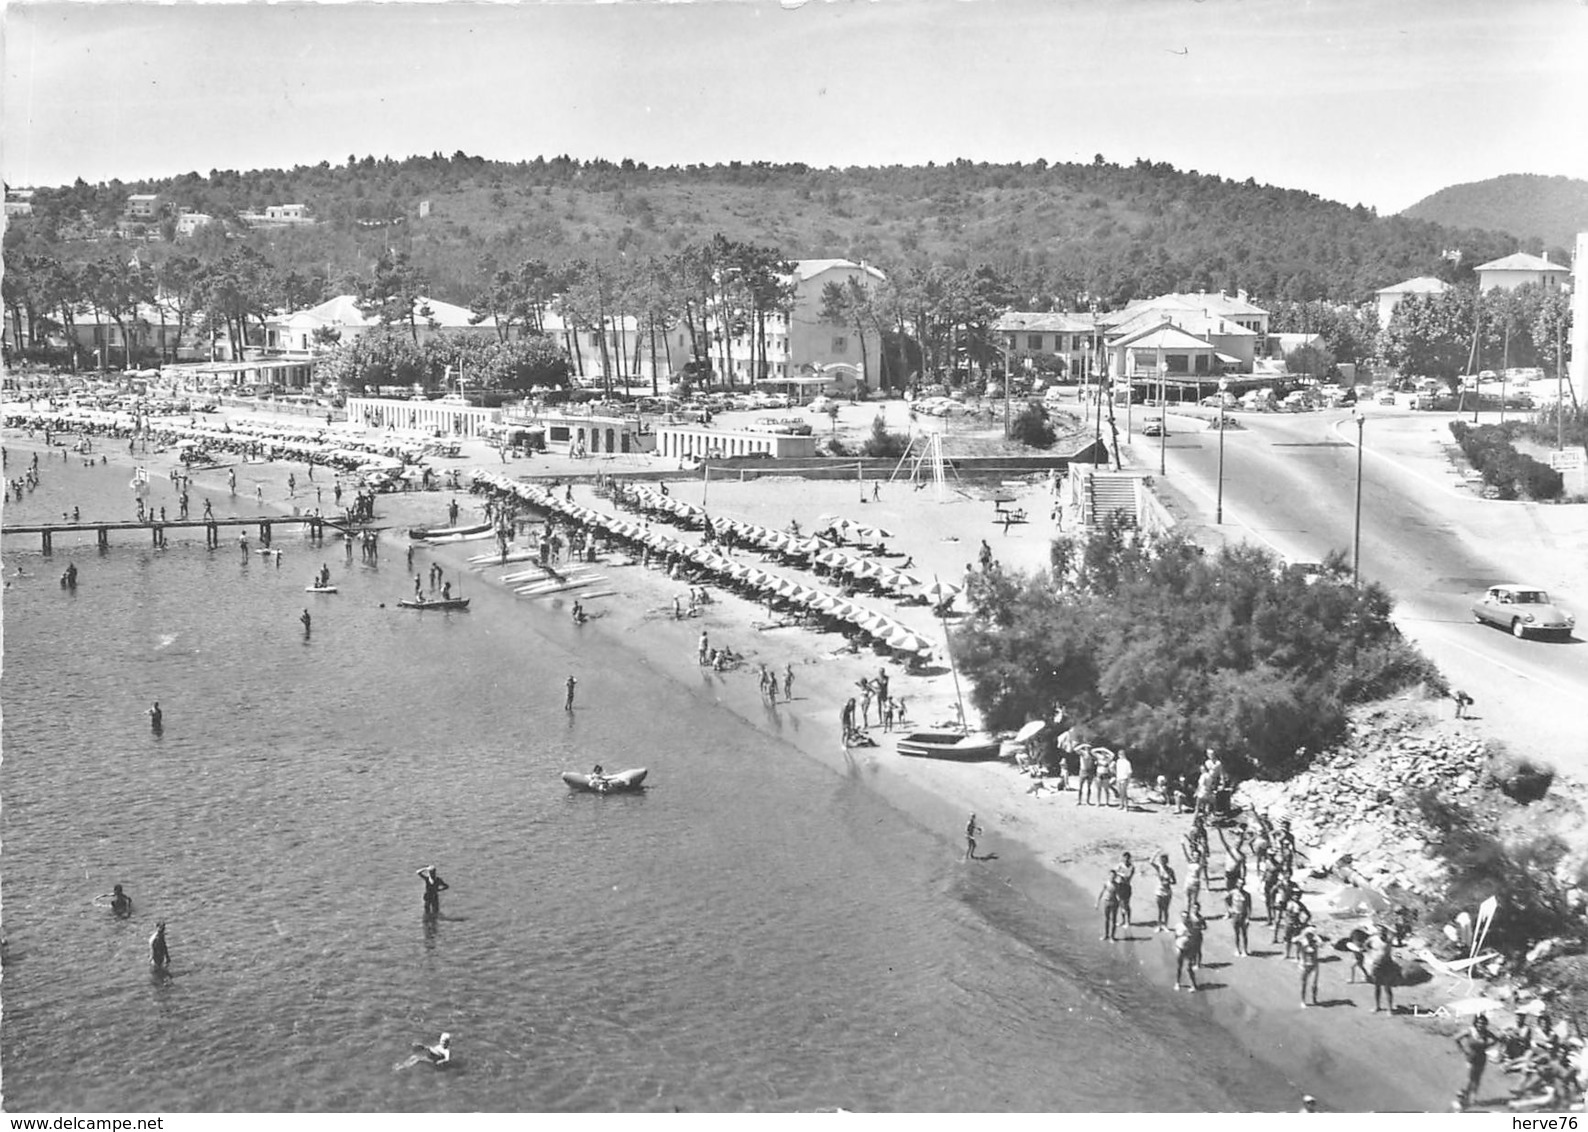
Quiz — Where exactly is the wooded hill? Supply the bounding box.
[11,153,1536,311]
[1401,174,1588,253]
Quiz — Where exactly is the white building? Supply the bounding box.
[719,259,888,390]
[1375,276,1451,330]
[1476,252,1572,293]
[265,295,502,353]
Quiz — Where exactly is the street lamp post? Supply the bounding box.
[1158,359,1168,476]
[1352,411,1365,586]
[999,339,1013,438]
[1215,377,1230,524]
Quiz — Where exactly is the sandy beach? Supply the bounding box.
[6,405,1486,1111]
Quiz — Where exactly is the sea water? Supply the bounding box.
[1,451,1300,1111]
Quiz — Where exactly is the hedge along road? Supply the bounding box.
[1126,403,1588,776]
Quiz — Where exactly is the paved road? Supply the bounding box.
[1125,404,1588,772]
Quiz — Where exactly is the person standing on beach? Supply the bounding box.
[1097,869,1121,941]
[1297,925,1323,1007]
[414,574,423,600]
[1094,748,1115,807]
[1453,689,1474,719]
[858,680,873,728]
[698,630,710,666]
[840,698,857,746]
[564,675,577,711]
[1367,926,1398,1013]
[1114,748,1133,810]
[1114,852,1135,932]
[416,866,448,917]
[1456,1014,1495,1109]
[964,813,982,861]
[1228,881,1252,956]
[1076,745,1096,805]
[1173,906,1205,990]
[228,468,236,495]
[1150,854,1176,931]
[783,663,794,701]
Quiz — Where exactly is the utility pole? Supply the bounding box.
[1215,377,1229,524]
[1158,352,1168,477]
[1352,412,1365,586]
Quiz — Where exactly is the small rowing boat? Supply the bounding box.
[397,597,471,611]
[409,520,492,541]
[894,730,1002,761]
[561,768,647,793]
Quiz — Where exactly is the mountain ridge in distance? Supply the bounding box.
[1400,173,1588,253]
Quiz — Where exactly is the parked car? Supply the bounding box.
[1471,584,1575,640]
[1141,419,1165,437]
[806,395,838,414]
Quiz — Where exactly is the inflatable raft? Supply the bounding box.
[561,768,648,794]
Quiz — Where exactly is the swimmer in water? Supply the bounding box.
[148,701,163,730]
[398,1031,452,1070]
[104,883,133,917]
[149,921,170,970]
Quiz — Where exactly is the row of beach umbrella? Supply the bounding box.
[473,471,944,657]
[616,487,959,608]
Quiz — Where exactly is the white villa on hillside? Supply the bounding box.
[1476,252,1572,293]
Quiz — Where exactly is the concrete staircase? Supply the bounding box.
[1083,472,1139,529]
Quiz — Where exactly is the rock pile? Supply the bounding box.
[1237,709,1493,898]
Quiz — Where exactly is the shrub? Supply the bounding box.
[860,413,908,458]
[1487,747,1554,804]
[1008,404,1056,449]
[1415,788,1580,957]
[1449,421,1562,501]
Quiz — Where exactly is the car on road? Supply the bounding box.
[1471,584,1575,640]
[806,395,838,414]
[1141,419,1165,437]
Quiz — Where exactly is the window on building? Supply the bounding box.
[832,336,848,353]
[1194,355,1210,374]
[1166,354,1189,373]
[1027,334,1044,351]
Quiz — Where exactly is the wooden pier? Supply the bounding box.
[1,514,349,554]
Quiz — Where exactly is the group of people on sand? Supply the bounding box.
[839,670,907,746]
[695,628,743,673]
[1078,785,1411,1021]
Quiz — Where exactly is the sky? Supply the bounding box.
[3,0,1585,214]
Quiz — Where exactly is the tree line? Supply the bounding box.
[8,151,1545,318]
